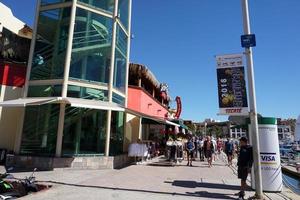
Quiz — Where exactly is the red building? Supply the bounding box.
[125,63,180,149]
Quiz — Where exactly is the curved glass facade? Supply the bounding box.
[28,85,62,97]
[21,0,131,158]
[41,0,71,5]
[30,8,71,80]
[78,0,114,13]
[69,8,113,84]
[20,104,60,156]
[113,24,127,93]
[118,0,129,30]
[67,85,108,101]
[62,106,107,156]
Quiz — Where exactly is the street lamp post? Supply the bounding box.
[241,0,263,199]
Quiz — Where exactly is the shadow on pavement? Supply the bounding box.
[165,180,250,191]
[38,180,236,199]
[186,191,236,199]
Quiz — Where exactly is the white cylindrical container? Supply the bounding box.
[249,117,282,192]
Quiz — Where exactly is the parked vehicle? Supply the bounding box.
[0,168,38,200]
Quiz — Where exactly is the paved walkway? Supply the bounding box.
[0,157,298,200]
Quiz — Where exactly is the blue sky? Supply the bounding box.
[1,0,299,122]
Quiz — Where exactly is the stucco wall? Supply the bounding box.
[124,114,140,152]
[128,87,168,118]
[0,85,23,151]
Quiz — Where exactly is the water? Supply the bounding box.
[282,173,300,195]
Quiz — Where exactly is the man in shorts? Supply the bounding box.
[225,138,234,166]
[186,137,195,166]
[237,137,253,200]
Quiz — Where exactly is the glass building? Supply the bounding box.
[15,0,132,158]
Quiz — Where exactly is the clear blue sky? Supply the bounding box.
[1,0,299,122]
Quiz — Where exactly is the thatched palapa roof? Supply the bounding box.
[129,63,161,89]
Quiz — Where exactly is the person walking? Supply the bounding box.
[203,136,214,167]
[198,137,204,161]
[186,137,195,166]
[237,137,253,200]
[216,137,223,160]
[225,138,234,166]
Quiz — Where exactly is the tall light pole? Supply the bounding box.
[241,0,263,199]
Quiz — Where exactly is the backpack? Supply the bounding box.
[187,141,194,151]
[226,141,233,152]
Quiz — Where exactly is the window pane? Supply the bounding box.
[41,0,71,5]
[67,85,108,101]
[20,104,60,156]
[110,111,124,156]
[116,24,128,55]
[112,92,125,106]
[69,8,113,84]
[62,106,107,155]
[28,85,62,97]
[118,0,129,30]
[113,25,127,93]
[78,0,114,13]
[30,8,71,80]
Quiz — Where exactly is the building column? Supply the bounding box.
[13,108,25,154]
[105,0,119,157]
[138,117,142,140]
[55,103,66,157]
[56,0,77,157]
[124,0,132,107]
[62,0,77,97]
[105,110,112,156]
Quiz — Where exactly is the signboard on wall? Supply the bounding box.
[216,54,248,115]
[175,96,182,119]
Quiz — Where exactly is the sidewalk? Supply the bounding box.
[0,158,298,200]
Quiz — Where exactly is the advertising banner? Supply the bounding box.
[249,118,282,192]
[216,54,248,115]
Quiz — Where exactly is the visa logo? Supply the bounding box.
[261,155,276,162]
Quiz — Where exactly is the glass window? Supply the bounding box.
[109,111,124,156]
[30,8,71,80]
[278,128,283,133]
[67,85,108,101]
[69,8,113,84]
[113,25,127,93]
[284,128,290,133]
[41,0,71,5]
[20,104,60,156]
[116,24,128,55]
[112,92,125,106]
[78,0,114,13]
[62,106,107,155]
[118,0,129,30]
[28,85,62,97]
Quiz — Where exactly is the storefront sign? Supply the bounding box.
[175,96,182,119]
[216,54,248,115]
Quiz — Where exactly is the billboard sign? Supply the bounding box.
[216,54,248,115]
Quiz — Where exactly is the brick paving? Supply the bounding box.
[0,157,298,200]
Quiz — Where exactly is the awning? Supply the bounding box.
[0,97,125,112]
[0,97,59,107]
[165,120,180,127]
[64,98,125,112]
[126,108,180,127]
